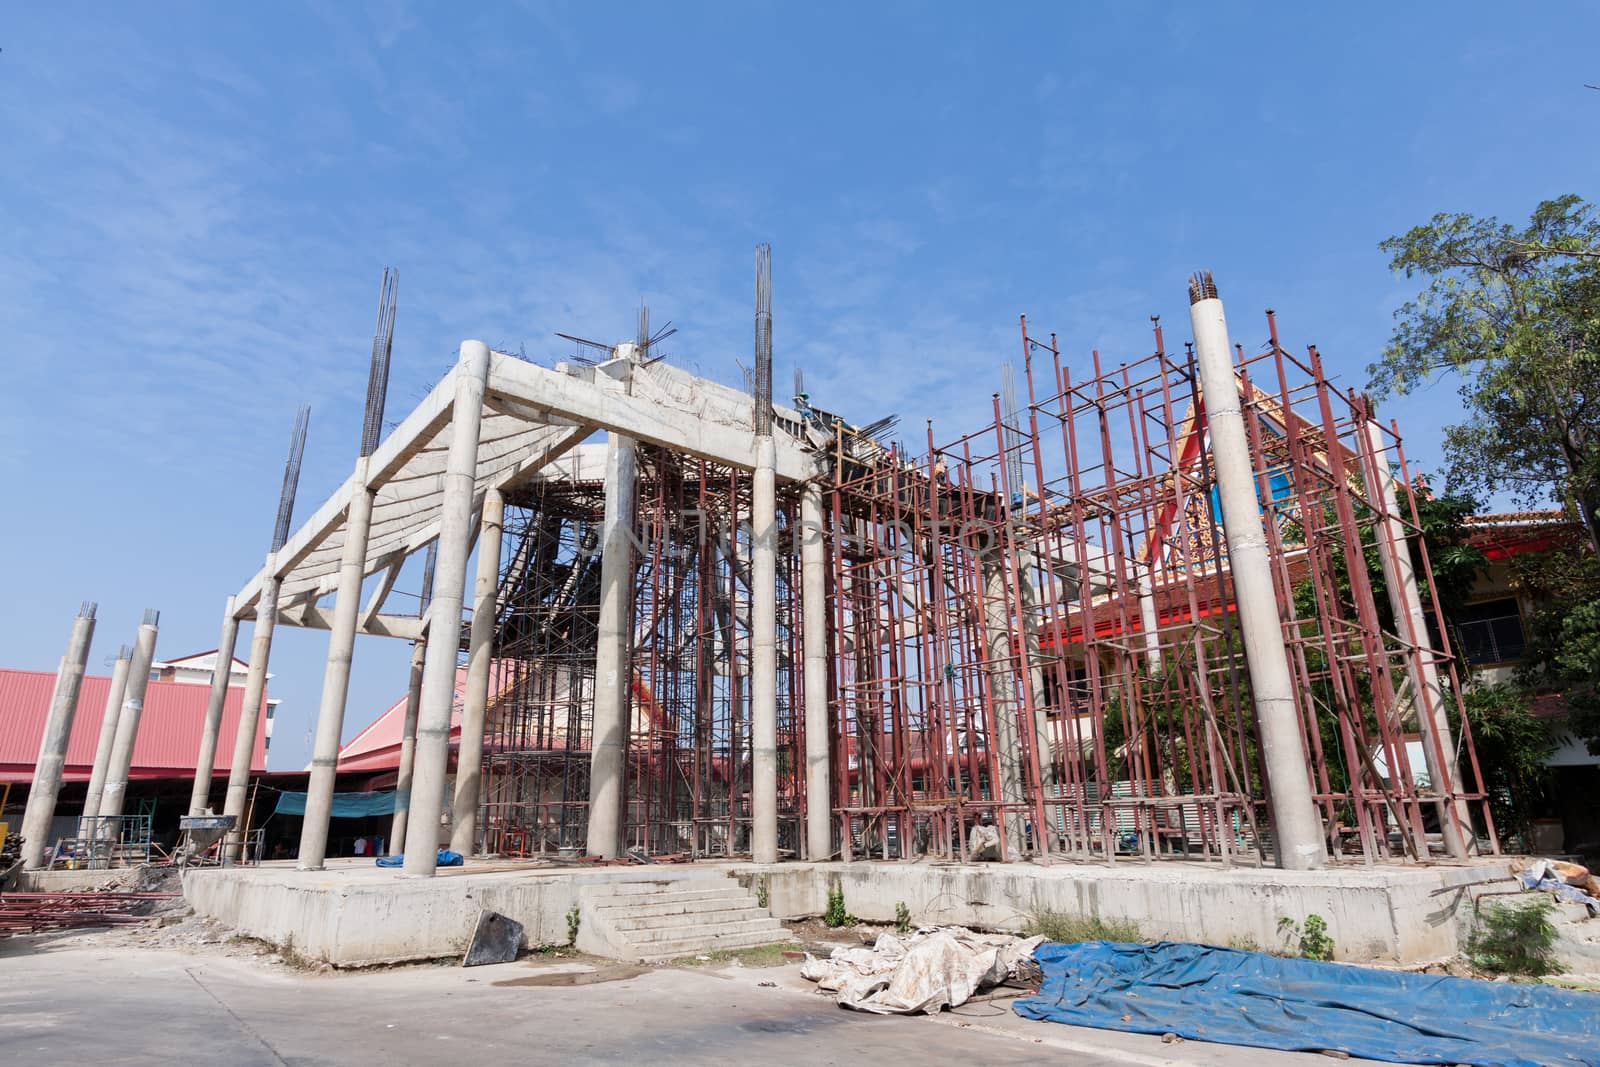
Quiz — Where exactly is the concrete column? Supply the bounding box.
[800,482,831,861]
[80,646,131,828]
[403,340,491,877]
[1361,418,1472,859]
[981,558,1026,858]
[389,638,427,853]
[1137,564,1164,673]
[100,614,160,823]
[1018,556,1054,790]
[1189,275,1326,871]
[223,570,280,861]
[750,437,779,864]
[299,459,378,869]
[20,604,96,869]
[450,487,504,856]
[585,431,638,860]
[188,597,240,816]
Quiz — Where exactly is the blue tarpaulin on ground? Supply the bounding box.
[272,790,396,818]
[375,850,463,868]
[1013,941,1600,1067]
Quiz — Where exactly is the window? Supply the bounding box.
[1455,598,1527,665]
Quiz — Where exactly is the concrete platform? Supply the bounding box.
[733,858,1516,964]
[182,860,772,967]
[182,856,1517,968]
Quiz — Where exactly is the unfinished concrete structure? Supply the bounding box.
[189,263,1494,894]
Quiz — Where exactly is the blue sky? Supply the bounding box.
[3,4,1595,771]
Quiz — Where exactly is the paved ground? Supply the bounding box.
[0,932,1351,1066]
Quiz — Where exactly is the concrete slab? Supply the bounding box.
[0,939,1341,1066]
[182,856,1518,968]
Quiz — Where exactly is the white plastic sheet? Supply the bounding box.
[801,927,1045,1015]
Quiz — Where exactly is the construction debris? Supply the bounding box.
[0,890,180,935]
[801,927,1044,1014]
[463,909,524,967]
[1519,859,1600,915]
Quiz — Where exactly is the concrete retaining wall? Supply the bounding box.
[13,867,148,892]
[181,865,734,967]
[730,860,1513,964]
[181,858,1516,968]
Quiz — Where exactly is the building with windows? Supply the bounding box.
[1460,510,1599,852]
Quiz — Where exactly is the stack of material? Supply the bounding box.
[801,927,1045,1014]
[1520,859,1600,915]
[0,891,177,934]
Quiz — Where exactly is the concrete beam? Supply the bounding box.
[486,355,814,482]
[275,602,428,642]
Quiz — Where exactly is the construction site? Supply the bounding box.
[11,248,1600,1065]
[10,260,1505,905]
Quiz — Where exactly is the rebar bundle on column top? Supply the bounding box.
[272,405,312,553]
[754,244,773,436]
[361,268,398,458]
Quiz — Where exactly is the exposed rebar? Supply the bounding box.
[272,405,312,552]
[361,268,398,458]
[754,244,773,436]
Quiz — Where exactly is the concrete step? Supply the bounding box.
[603,907,772,932]
[616,916,787,941]
[589,886,749,906]
[592,879,737,897]
[577,874,793,962]
[591,894,760,919]
[629,930,797,960]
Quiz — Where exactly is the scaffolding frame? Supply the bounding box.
[474,306,1495,868]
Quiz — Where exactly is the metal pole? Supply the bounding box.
[451,487,505,856]
[801,482,831,861]
[20,603,96,869]
[188,597,240,816]
[1188,272,1325,870]
[299,457,378,869]
[585,430,638,859]
[402,340,491,877]
[80,645,131,828]
[100,612,160,822]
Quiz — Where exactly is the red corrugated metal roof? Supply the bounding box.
[0,668,266,783]
[335,667,468,773]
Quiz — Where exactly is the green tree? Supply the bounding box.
[1512,535,1600,752]
[1369,195,1600,554]
[1453,683,1555,841]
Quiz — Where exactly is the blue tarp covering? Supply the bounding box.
[374,849,463,868]
[1014,941,1600,1067]
[272,790,396,818]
